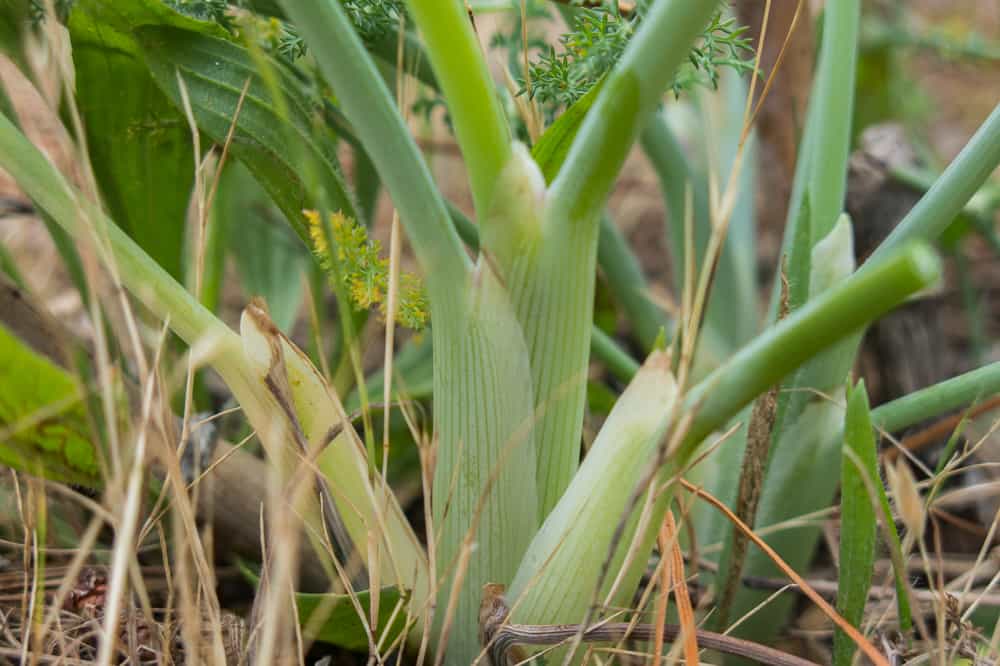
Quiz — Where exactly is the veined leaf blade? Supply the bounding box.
[239,563,406,651]
[67,0,226,278]
[135,25,358,242]
[834,380,878,666]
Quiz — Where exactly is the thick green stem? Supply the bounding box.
[508,242,941,638]
[872,102,1000,262]
[279,4,540,660]
[403,0,511,220]
[510,353,677,626]
[452,196,643,378]
[506,218,601,515]
[350,31,650,384]
[870,361,1000,434]
[679,242,941,458]
[502,0,719,518]
[596,214,665,352]
[429,279,539,664]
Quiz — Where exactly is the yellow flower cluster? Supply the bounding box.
[304,210,428,329]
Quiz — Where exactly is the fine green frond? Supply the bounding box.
[342,0,406,44]
[512,4,754,117]
[164,0,233,28]
[525,5,635,109]
[239,16,309,60]
[304,210,428,329]
[274,19,307,59]
[255,0,406,56]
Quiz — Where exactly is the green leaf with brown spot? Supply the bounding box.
[0,323,101,487]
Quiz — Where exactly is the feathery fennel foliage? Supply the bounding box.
[489,0,754,123]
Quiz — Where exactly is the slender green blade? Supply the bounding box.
[531,79,604,184]
[275,2,534,659]
[724,216,859,647]
[834,380,878,665]
[723,0,863,648]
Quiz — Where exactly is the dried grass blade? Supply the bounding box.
[663,510,697,666]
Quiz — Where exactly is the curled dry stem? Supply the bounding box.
[478,583,820,666]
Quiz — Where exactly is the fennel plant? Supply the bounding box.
[1,0,999,663]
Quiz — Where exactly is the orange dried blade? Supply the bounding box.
[665,510,699,666]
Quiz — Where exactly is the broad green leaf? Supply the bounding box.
[296,586,407,651]
[834,380,878,666]
[215,161,307,331]
[135,25,358,242]
[71,0,230,37]
[67,0,226,279]
[0,323,101,487]
[239,562,406,651]
[71,49,192,278]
